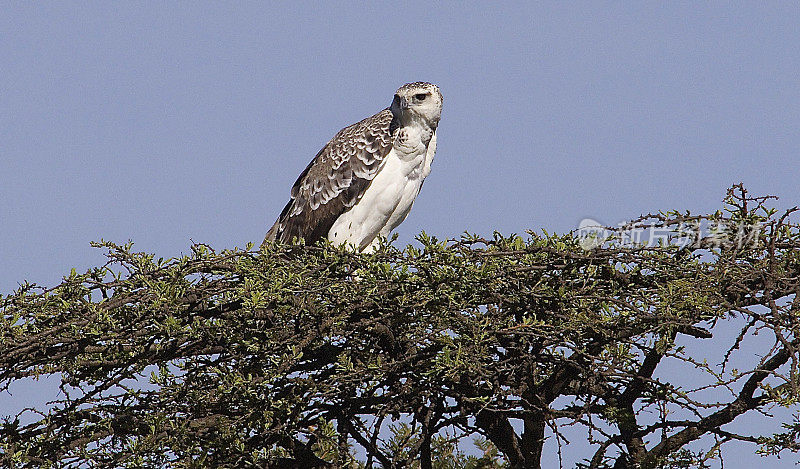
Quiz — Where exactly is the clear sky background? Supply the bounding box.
[2,3,799,467]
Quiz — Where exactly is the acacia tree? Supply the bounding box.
[2,185,800,468]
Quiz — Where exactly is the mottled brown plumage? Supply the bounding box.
[263,109,400,246]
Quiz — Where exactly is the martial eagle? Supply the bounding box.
[263,82,443,252]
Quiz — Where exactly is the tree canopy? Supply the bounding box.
[2,186,800,468]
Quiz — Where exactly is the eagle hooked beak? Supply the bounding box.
[393,94,409,111]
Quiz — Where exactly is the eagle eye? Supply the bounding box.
[414,93,428,101]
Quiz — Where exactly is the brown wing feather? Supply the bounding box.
[263,109,398,247]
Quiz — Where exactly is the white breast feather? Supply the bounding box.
[327,129,436,251]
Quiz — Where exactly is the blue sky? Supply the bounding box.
[2,3,799,466]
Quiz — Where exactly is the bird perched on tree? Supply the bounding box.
[263,82,443,252]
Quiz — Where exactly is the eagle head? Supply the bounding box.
[391,82,443,129]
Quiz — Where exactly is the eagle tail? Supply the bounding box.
[261,220,281,248]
